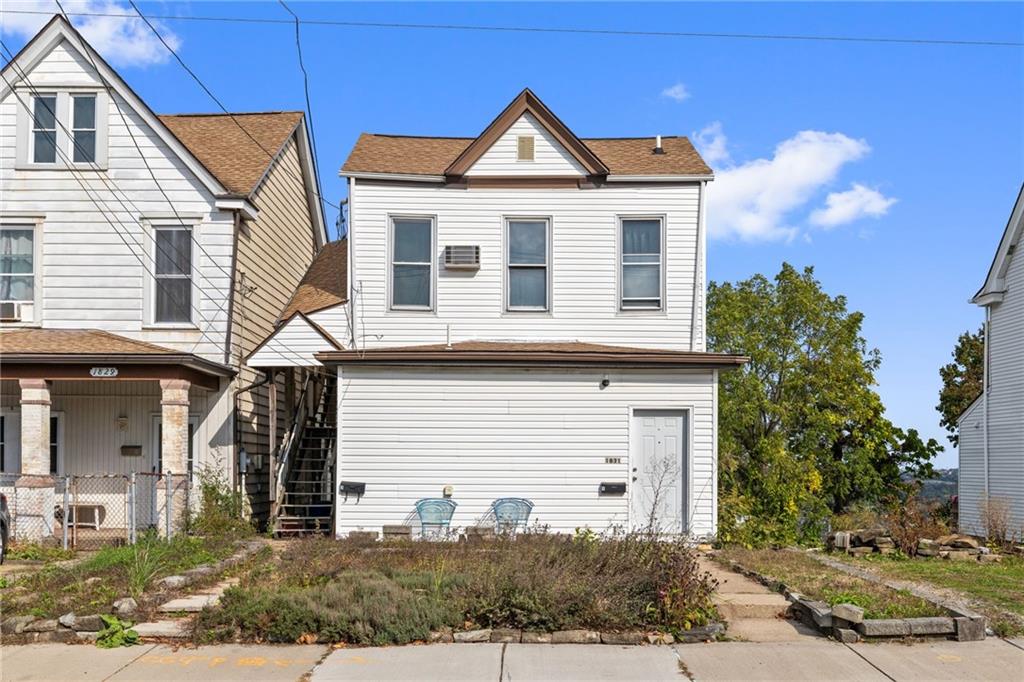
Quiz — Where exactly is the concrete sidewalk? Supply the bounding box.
[2,639,1022,681]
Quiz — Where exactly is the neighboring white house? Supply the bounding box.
[958,183,1024,538]
[250,89,746,539]
[0,16,326,538]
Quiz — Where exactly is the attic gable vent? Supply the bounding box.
[517,135,535,161]
[444,245,481,270]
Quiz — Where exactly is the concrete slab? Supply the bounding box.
[723,618,823,642]
[108,644,328,681]
[676,640,888,681]
[851,639,1024,681]
[311,643,502,681]
[194,578,240,597]
[1008,638,1024,651]
[715,592,791,621]
[133,619,189,638]
[503,643,681,681]
[0,643,159,681]
[701,564,772,595]
[157,594,219,613]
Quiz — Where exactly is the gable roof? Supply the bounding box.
[973,183,1024,306]
[446,88,607,177]
[278,239,348,322]
[340,89,712,180]
[159,112,304,196]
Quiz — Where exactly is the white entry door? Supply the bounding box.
[630,409,687,534]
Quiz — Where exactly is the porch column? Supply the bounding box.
[19,379,51,475]
[159,379,190,475]
[18,379,55,540]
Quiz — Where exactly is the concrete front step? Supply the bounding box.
[133,619,189,639]
[725,618,822,642]
[715,593,791,621]
[157,593,220,613]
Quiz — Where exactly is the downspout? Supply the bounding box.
[347,177,357,349]
[983,306,990,504]
[691,181,707,352]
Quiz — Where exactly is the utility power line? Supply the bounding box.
[2,7,1021,47]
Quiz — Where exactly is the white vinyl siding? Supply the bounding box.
[248,314,338,367]
[466,113,586,177]
[0,44,232,360]
[346,181,700,350]
[335,367,717,538]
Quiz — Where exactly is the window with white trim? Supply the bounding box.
[71,94,97,163]
[154,226,193,323]
[31,94,57,164]
[390,217,434,310]
[0,227,35,305]
[620,218,664,310]
[506,218,549,311]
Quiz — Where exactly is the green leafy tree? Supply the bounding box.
[936,327,985,445]
[708,263,941,545]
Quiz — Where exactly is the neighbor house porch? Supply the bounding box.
[0,329,235,541]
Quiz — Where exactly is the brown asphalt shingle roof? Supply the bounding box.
[341,134,711,177]
[278,239,348,322]
[158,111,304,196]
[0,329,180,355]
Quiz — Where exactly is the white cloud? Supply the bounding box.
[660,82,690,102]
[706,128,872,242]
[1,0,181,68]
[809,183,897,228]
[693,121,730,166]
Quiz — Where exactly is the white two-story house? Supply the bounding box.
[958,183,1024,538]
[0,16,326,539]
[250,89,746,539]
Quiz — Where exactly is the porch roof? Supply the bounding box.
[0,329,234,389]
[315,340,749,369]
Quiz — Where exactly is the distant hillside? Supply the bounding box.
[903,468,958,502]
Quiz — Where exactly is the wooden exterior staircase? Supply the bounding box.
[273,374,336,536]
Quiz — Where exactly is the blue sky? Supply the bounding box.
[4,2,1023,467]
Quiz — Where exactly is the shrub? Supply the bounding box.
[979,496,1013,547]
[188,466,253,538]
[883,495,949,555]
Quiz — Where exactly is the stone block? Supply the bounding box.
[852,528,886,545]
[34,629,78,643]
[490,628,521,643]
[23,619,58,632]
[832,531,852,549]
[916,548,939,558]
[871,536,895,548]
[58,612,76,629]
[113,597,138,615]
[917,538,938,551]
[1,616,37,635]
[907,617,956,635]
[429,628,454,643]
[847,546,873,556]
[454,629,491,643]
[159,575,189,590]
[348,531,378,542]
[551,629,601,644]
[832,603,865,624]
[946,550,974,562]
[600,631,645,645]
[955,616,986,642]
[800,600,832,628]
[675,623,724,643]
[521,631,552,644]
[382,525,412,540]
[833,627,860,643]
[856,619,911,637]
[979,553,1002,563]
[950,536,980,549]
[73,614,105,632]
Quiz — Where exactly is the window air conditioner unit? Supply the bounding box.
[444,245,481,270]
[0,302,20,322]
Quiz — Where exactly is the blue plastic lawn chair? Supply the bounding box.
[491,498,534,535]
[414,498,457,538]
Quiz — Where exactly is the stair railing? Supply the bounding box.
[272,371,314,514]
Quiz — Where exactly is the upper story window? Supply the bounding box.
[506,218,550,311]
[31,95,58,163]
[72,95,97,163]
[620,217,664,310]
[391,217,434,310]
[17,90,107,169]
[0,227,35,305]
[154,226,193,324]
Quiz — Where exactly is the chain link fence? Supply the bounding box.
[0,472,192,550]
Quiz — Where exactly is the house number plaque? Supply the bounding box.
[89,367,119,378]
[605,457,622,465]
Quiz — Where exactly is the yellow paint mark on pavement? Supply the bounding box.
[236,657,267,667]
[937,653,963,663]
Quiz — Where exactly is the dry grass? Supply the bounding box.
[193,533,718,645]
[716,547,945,620]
